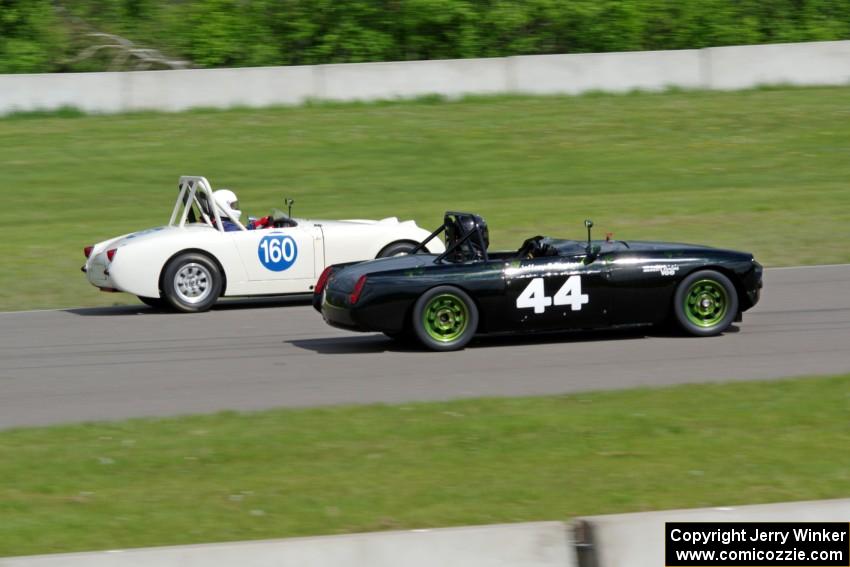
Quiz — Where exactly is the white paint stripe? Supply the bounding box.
[0,307,81,315]
[1,264,848,315]
[0,304,130,316]
[766,263,850,271]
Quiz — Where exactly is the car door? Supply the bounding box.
[503,255,610,331]
[230,225,321,293]
[604,254,686,325]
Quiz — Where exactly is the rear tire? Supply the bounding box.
[673,270,738,336]
[412,286,478,351]
[377,241,418,258]
[137,295,167,310]
[161,253,222,313]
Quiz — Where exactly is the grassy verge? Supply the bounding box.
[1,373,849,557]
[2,87,849,311]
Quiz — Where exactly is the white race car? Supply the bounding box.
[82,176,444,312]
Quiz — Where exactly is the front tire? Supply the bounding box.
[161,253,223,313]
[377,241,418,258]
[412,286,478,351]
[673,270,738,336]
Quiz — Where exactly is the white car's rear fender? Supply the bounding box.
[102,228,245,298]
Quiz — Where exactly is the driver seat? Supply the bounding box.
[516,236,559,259]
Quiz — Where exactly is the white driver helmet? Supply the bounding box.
[213,189,242,222]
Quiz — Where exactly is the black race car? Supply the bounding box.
[314,212,762,351]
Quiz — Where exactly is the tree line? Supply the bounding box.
[2,0,849,73]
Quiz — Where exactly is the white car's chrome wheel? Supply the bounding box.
[162,253,222,313]
[173,262,213,304]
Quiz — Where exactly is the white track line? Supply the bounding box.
[766,264,850,271]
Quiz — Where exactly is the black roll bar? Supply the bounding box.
[434,225,489,263]
[410,212,488,264]
[409,222,448,255]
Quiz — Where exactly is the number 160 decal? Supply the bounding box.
[516,276,589,314]
[258,235,298,272]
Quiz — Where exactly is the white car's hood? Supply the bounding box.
[301,217,411,229]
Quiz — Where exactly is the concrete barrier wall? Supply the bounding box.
[1,40,849,114]
[125,65,317,111]
[0,522,575,567]
[0,72,125,113]
[318,57,511,101]
[576,498,850,567]
[512,49,704,95]
[705,40,850,90]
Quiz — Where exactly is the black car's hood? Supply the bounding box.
[619,240,757,260]
[616,240,714,252]
[545,238,715,256]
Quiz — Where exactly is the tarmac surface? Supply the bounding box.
[1,265,848,429]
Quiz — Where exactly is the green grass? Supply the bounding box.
[2,87,850,311]
[1,373,849,557]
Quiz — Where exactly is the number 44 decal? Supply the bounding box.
[516,276,589,314]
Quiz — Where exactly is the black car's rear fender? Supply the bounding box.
[335,262,503,334]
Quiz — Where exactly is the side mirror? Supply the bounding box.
[583,219,600,263]
[285,198,295,218]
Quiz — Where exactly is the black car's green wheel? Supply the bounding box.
[413,286,479,351]
[673,270,739,336]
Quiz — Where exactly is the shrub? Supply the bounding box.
[2,0,849,73]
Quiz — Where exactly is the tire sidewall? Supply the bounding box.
[162,252,222,313]
[412,286,479,351]
[673,269,739,336]
[377,241,418,258]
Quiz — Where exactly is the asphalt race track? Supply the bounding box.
[1,265,848,429]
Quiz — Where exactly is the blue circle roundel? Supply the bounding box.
[258,235,298,272]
